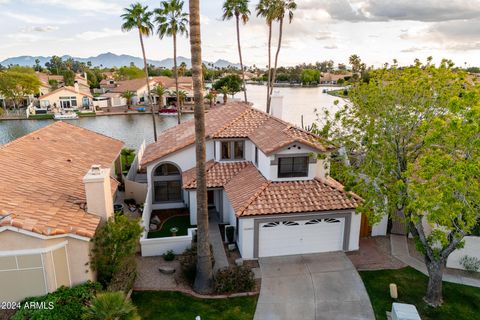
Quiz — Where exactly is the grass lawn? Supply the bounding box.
[148,215,194,238]
[360,267,480,320]
[131,291,258,320]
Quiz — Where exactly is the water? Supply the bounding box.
[0,85,345,148]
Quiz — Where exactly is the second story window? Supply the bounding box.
[278,156,309,178]
[221,140,244,160]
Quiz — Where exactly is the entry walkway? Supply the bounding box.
[390,235,480,288]
[208,209,229,272]
[254,252,374,320]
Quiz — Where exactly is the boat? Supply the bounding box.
[53,112,79,120]
[158,108,178,116]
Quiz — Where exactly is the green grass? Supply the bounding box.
[131,291,258,320]
[360,267,480,320]
[28,113,54,120]
[148,215,194,238]
[76,111,96,117]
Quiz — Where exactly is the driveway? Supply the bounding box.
[254,252,375,320]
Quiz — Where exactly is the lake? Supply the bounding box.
[0,85,345,148]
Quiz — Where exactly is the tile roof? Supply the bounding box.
[182,161,360,217]
[0,122,124,238]
[109,78,151,93]
[140,102,249,166]
[141,102,333,167]
[39,86,93,99]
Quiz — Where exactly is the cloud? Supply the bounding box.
[324,45,338,49]
[2,11,52,24]
[400,47,423,53]
[315,31,334,41]
[20,25,59,33]
[76,28,124,41]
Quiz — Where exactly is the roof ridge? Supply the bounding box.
[316,177,363,202]
[237,179,271,216]
[210,107,250,137]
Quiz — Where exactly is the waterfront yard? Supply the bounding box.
[148,215,194,238]
[360,267,480,320]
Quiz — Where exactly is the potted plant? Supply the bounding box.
[170,227,179,237]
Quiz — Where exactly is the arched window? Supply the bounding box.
[152,163,182,203]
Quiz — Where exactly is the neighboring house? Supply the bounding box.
[0,122,124,302]
[39,83,93,110]
[135,100,364,259]
[99,76,194,108]
[320,73,351,85]
[35,72,65,96]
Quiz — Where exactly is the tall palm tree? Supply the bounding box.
[222,0,250,103]
[154,0,189,125]
[189,0,213,294]
[121,91,135,109]
[219,85,229,104]
[256,0,278,114]
[82,291,140,320]
[269,0,296,103]
[152,85,167,108]
[121,3,157,141]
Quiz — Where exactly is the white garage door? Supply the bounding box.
[258,218,345,257]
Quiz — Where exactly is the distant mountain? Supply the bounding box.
[0,52,242,69]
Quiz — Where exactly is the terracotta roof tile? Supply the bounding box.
[182,161,250,189]
[0,122,124,238]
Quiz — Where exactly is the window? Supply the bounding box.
[278,156,309,178]
[154,181,182,202]
[154,163,180,176]
[255,147,258,166]
[220,140,244,160]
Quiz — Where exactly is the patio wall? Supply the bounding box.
[124,141,148,203]
[447,236,480,271]
[140,228,196,256]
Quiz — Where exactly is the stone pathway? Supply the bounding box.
[208,209,229,272]
[390,235,480,288]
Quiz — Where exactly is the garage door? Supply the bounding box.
[258,218,345,257]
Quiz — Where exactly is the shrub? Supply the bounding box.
[460,255,480,272]
[106,256,137,293]
[214,266,255,294]
[12,281,101,320]
[91,215,143,289]
[163,250,175,261]
[225,225,235,244]
[82,291,139,320]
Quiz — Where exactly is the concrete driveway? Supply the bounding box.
[254,252,375,320]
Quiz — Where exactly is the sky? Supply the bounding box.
[1,0,480,68]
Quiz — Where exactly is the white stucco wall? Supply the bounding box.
[349,211,361,251]
[371,214,389,236]
[447,236,480,271]
[237,218,255,259]
[189,191,197,225]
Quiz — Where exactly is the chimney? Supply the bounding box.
[83,165,114,221]
[315,155,331,181]
[74,81,80,93]
[270,91,283,119]
[84,72,88,83]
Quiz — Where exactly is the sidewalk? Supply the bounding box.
[208,209,229,272]
[390,235,480,288]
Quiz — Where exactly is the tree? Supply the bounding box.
[83,291,140,320]
[154,0,189,124]
[205,91,216,108]
[121,2,158,141]
[0,69,41,108]
[256,0,278,113]
[121,91,135,109]
[90,215,143,288]
[222,0,250,103]
[170,89,187,107]
[189,0,214,294]
[218,85,229,104]
[45,55,64,75]
[268,0,296,110]
[178,62,188,77]
[301,69,320,85]
[152,85,167,108]
[213,74,242,97]
[61,69,75,86]
[321,59,480,306]
[117,65,145,80]
[34,58,42,72]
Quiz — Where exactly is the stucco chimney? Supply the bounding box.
[74,81,80,93]
[83,165,113,221]
[270,91,283,119]
[315,155,331,181]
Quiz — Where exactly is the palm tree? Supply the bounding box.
[152,85,167,108]
[189,0,213,294]
[82,291,140,320]
[256,0,278,114]
[205,91,216,108]
[219,85,229,104]
[154,0,189,125]
[170,89,188,107]
[121,3,157,141]
[121,91,135,109]
[269,0,296,105]
[222,0,250,103]
[178,62,188,77]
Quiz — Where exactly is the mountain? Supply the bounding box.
[0,52,242,69]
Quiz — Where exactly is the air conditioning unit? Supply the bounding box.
[391,303,421,320]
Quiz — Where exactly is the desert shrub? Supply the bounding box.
[82,291,139,320]
[163,250,175,261]
[214,266,255,294]
[460,255,480,272]
[12,281,101,320]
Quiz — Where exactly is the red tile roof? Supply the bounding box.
[0,122,124,238]
[181,161,360,217]
[141,102,333,167]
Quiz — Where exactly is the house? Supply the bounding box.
[35,72,65,96]
[134,98,363,259]
[38,82,93,110]
[320,72,351,85]
[0,122,124,302]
